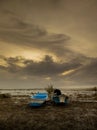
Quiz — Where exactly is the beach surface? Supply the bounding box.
[0,95,97,130]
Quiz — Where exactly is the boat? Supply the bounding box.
[29,92,48,107]
[52,89,69,105]
[52,94,69,105]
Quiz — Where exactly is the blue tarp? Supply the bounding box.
[31,93,48,100]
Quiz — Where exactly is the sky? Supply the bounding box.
[0,0,97,89]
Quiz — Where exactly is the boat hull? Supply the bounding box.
[29,93,48,107]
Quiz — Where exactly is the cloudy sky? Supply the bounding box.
[0,0,97,89]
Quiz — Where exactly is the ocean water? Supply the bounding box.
[0,89,46,96]
[0,89,95,97]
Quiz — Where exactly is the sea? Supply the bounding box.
[0,88,95,98]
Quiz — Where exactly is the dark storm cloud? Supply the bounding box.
[1,55,97,86]
[0,0,71,58]
[23,55,81,76]
[0,55,81,76]
[0,20,70,58]
[1,0,97,59]
[63,58,97,85]
[0,56,23,73]
[0,9,70,56]
[3,56,24,64]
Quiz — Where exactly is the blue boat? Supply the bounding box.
[29,93,48,107]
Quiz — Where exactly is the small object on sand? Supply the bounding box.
[0,93,11,98]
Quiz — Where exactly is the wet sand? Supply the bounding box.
[0,97,97,130]
[0,96,97,130]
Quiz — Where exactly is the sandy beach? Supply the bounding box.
[0,94,97,130]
